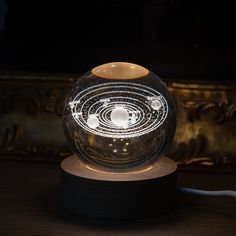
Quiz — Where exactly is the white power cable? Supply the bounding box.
[179,187,236,198]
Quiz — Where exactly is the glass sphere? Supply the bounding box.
[63,62,176,171]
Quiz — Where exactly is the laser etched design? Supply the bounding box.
[69,82,168,138]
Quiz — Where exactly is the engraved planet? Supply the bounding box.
[68,82,168,138]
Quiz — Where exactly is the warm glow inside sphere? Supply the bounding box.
[63,62,176,171]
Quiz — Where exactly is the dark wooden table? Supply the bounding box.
[0,160,235,236]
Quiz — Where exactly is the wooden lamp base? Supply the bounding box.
[60,156,177,219]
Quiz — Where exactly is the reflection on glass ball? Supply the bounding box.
[63,62,175,171]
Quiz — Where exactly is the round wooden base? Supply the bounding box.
[60,156,177,219]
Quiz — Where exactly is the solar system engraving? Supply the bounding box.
[69,82,168,138]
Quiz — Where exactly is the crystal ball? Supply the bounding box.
[63,62,176,171]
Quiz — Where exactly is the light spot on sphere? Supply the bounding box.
[111,106,129,128]
[87,115,99,129]
[151,99,162,110]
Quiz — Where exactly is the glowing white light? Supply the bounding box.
[69,82,168,138]
[111,106,129,128]
[100,98,110,107]
[151,99,162,110]
[72,112,82,119]
[69,100,80,109]
[87,115,99,129]
[129,112,138,124]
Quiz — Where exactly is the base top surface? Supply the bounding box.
[61,155,177,182]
